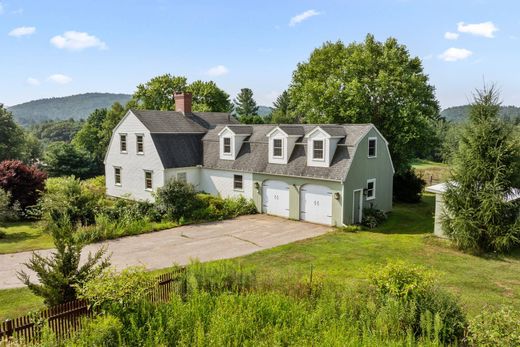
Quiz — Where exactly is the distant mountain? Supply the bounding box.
[8,93,132,125]
[258,106,273,117]
[441,105,520,123]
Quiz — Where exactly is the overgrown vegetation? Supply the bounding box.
[33,260,510,346]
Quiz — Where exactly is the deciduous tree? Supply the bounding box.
[0,160,47,210]
[0,104,25,162]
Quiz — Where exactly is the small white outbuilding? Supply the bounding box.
[426,182,520,238]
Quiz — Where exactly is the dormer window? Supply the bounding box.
[273,139,283,158]
[223,137,231,154]
[368,137,377,158]
[312,140,324,160]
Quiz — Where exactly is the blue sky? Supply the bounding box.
[1,0,519,109]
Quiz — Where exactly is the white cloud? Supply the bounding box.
[27,77,40,86]
[457,21,498,38]
[444,32,459,40]
[8,26,36,37]
[206,65,229,77]
[0,2,4,14]
[289,9,321,26]
[50,31,107,51]
[438,48,473,62]
[47,74,72,84]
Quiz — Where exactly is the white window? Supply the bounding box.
[120,134,127,153]
[313,140,324,160]
[177,172,187,183]
[136,135,144,154]
[273,139,283,158]
[366,179,376,200]
[114,167,121,185]
[223,137,231,154]
[368,137,377,158]
[233,174,243,190]
[144,171,153,190]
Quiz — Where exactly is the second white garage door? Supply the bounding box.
[262,180,290,218]
[300,184,333,225]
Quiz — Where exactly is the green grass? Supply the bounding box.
[412,159,450,185]
[240,194,520,317]
[0,221,52,254]
[411,158,448,169]
[1,194,519,321]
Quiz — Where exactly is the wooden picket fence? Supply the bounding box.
[0,268,186,344]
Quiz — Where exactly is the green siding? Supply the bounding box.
[252,173,343,226]
[343,128,394,225]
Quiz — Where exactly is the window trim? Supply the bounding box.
[233,174,243,191]
[114,166,122,186]
[272,138,283,158]
[312,139,325,161]
[144,170,153,191]
[368,137,377,158]
[119,134,127,153]
[177,172,187,183]
[223,137,232,155]
[136,134,144,155]
[366,178,376,200]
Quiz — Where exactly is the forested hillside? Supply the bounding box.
[8,93,132,125]
[441,105,520,123]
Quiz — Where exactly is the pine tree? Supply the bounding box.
[18,216,110,306]
[234,88,259,117]
[271,90,298,124]
[442,86,520,253]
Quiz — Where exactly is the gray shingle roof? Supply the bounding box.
[227,125,253,135]
[318,125,347,137]
[278,125,305,136]
[131,109,237,133]
[151,134,204,169]
[202,124,373,181]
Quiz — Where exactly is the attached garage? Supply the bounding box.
[300,184,333,225]
[262,180,290,218]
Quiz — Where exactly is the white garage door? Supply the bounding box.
[262,180,290,218]
[300,184,333,225]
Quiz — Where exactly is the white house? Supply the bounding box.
[105,92,395,226]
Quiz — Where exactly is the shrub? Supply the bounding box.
[0,229,6,239]
[371,261,434,299]
[0,160,47,211]
[155,179,198,221]
[361,207,387,229]
[339,225,362,232]
[393,168,426,203]
[71,314,123,347]
[17,215,110,306]
[39,176,103,228]
[191,194,257,221]
[0,187,17,222]
[466,306,520,347]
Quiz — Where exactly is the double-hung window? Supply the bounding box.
[145,171,153,190]
[368,138,377,158]
[136,135,144,154]
[313,140,324,160]
[120,134,127,153]
[233,174,243,190]
[177,172,187,183]
[223,137,231,154]
[273,139,283,158]
[114,167,121,185]
[366,179,376,200]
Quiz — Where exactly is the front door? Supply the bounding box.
[353,189,363,224]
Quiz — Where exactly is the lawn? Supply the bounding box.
[0,221,52,254]
[1,194,519,321]
[411,159,450,185]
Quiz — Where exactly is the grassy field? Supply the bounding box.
[0,221,52,254]
[411,159,450,185]
[1,194,519,321]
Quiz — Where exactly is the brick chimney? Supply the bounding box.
[174,92,192,114]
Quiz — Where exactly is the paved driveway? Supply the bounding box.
[0,215,330,289]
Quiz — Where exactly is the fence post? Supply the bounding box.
[5,319,13,339]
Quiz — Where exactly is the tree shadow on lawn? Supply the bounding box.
[0,231,41,244]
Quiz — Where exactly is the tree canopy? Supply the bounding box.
[287,35,440,172]
[234,88,259,117]
[271,90,294,124]
[442,86,520,253]
[131,74,232,112]
[0,104,26,162]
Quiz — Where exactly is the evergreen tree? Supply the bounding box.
[442,86,520,253]
[0,104,26,162]
[234,88,259,117]
[18,216,110,306]
[271,90,296,124]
